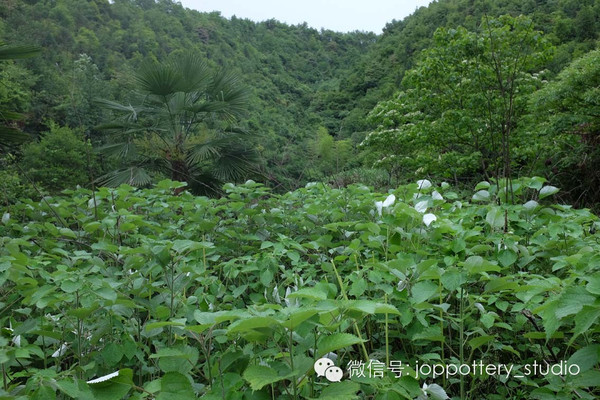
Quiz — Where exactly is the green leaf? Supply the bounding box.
[567,344,600,373]
[472,190,490,202]
[318,381,360,399]
[586,275,600,295]
[145,321,186,331]
[539,186,559,199]
[555,287,596,319]
[287,287,328,301]
[282,308,318,330]
[102,343,123,366]
[349,278,367,297]
[474,181,491,191]
[469,335,495,350]
[572,370,600,388]
[441,269,467,291]
[410,281,438,304]
[156,372,195,400]
[171,240,212,253]
[88,368,134,400]
[56,379,94,400]
[259,269,273,286]
[95,287,117,302]
[317,333,365,357]
[464,256,501,274]
[31,386,56,400]
[228,316,280,334]
[485,207,504,228]
[572,307,600,343]
[242,365,289,391]
[497,250,517,267]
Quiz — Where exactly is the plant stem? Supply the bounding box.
[459,286,465,400]
[331,260,369,361]
[385,294,389,367]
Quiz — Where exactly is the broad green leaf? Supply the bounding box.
[568,345,600,373]
[156,372,195,400]
[286,287,328,301]
[228,316,280,334]
[102,343,123,366]
[31,386,56,400]
[497,250,517,267]
[242,365,289,391]
[555,287,596,319]
[572,307,600,344]
[586,275,600,295]
[88,368,133,400]
[410,281,438,304]
[464,256,501,274]
[474,181,491,191]
[469,335,495,350]
[472,190,490,202]
[539,186,559,199]
[318,381,360,399]
[56,379,94,400]
[317,333,365,357]
[145,321,186,331]
[441,269,467,291]
[485,207,504,228]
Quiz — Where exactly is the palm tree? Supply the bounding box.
[0,41,40,150]
[97,53,258,195]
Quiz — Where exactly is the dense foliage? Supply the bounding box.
[0,0,599,197]
[0,180,599,399]
[1,1,599,398]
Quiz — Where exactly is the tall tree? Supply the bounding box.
[97,53,258,194]
[362,15,552,190]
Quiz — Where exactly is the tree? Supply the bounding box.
[20,123,95,194]
[97,53,258,195]
[530,49,600,207]
[362,15,552,190]
[0,41,40,150]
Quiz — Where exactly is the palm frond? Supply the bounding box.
[211,144,259,181]
[135,61,181,97]
[186,141,223,165]
[170,53,211,93]
[94,99,139,122]
[206,70,249,119]
[0,125,30,147]
[0,42,41,60]
[96,141,139,159]
[0,109,25,121]
[96,167,153,187]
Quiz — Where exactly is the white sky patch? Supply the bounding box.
[180,0,434,33]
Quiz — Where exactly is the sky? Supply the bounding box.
[179,0,435,34]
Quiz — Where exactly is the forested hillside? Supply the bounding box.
[1,0,599,201]
[0,0,376,190]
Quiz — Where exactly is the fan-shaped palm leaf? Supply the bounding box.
[0,42,40,60]
[211,144,259,182]
[97,52,256,194]
[96,167,153,187]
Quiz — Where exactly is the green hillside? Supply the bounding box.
[0,0,598,199]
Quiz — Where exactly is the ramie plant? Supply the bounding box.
[0,177,598,399]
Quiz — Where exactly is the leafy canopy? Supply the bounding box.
[362,15,553,183]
